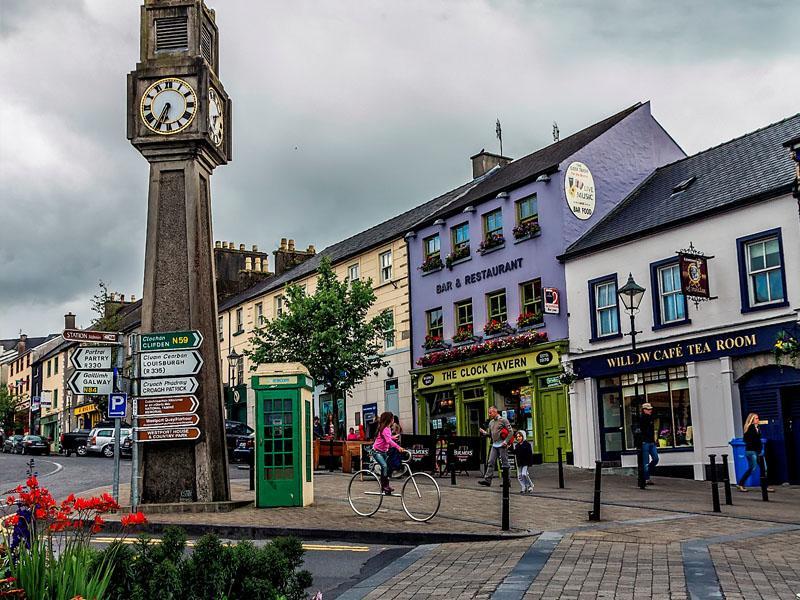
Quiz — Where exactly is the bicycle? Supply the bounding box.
[347,448,441,522]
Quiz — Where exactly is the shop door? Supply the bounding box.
[781,386,800,484]
[464,401,484,437]
[540,389,570,462]
[599,387,624,462]
[384,379,399,416]
[256,395,300,507]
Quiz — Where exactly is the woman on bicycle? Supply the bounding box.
[372,411,406,494]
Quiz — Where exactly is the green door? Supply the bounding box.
[256,392,300,507]
[540,388,571,462]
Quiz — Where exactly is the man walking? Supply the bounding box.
[478,406,512,487]
[639,402,659,485]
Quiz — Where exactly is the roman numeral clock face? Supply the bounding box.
[140,77,197,135]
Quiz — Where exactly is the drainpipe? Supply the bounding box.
[404,235,417,434]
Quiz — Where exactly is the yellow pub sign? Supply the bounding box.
[418,348,559,389]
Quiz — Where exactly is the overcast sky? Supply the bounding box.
[1,0,798,338]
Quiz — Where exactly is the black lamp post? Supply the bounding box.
[227,350,241,389]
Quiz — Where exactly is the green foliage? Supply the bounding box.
[100,529,311,600]
[90,279,123,332]
[246,256,392,433]
[0,385,22,431]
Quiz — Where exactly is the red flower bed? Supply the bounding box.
[417,330,548,367]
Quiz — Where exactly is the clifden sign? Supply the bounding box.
[139,330,203,352]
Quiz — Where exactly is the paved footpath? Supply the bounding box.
[84,465,798,599]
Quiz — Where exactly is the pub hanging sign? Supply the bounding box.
[677,242,716,306]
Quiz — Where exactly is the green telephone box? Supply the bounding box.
[252,363,314,507]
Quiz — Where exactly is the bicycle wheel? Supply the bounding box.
[401,472,441,522]
[348,470,384,517]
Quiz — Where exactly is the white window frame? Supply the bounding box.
[379,250,393,283]
[255,302,264,325]
[657,264,685,324]
[218,316,224,341]
[348,263,360,282]
[275,295,285,317]
[235,307,243,333]
[745,237,784,306]
[383,309,395,351]
[594,281,619,337]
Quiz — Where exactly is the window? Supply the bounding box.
[516,194,538,224]
[255,302,264,325]
[426,308,443,340]
[218,316,224,341]
[53,388,58,409]
[620,366,693,450]
[652,261,687,327]
[483,209,503,238]
[54,358,58,375]
[423,234,440,260]
[379,250,393,283]
[451,223,470,251]
[486,290,507,323]
[590,277,620,339]
[235,307,244,334]
[348,263,360,282]
[236,356,244,386]
[454,300,473,330]
[520,279,543,320]
[46,361,51,378]
[383,309,395,350]
[737,230,787,311]
[275,295,285,317]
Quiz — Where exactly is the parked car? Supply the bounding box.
[104,433,133,459]
[232,433,255,464]
[3,434,24,454]
[86,427,132,458]
[226,420,254,460]
[19,435,50,455]
[59,429,92,457]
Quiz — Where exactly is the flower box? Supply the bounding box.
[423,335,449,352]
[417,330,549,368]
[517,312,544,329]
[419,255,444,273]
[478,233,505,254]
[445,245,471,269]
[483,319,515,337]
[452,326,477,344]
[512,221,541,241]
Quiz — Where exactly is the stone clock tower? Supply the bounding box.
[127,0,231,503]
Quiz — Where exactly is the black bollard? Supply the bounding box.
[501,466,510,531]
[449,443,457,486]
[721,454,732,506]
[588,460,602,521]
[328,438,335,472]
[758,455,769,502]
[709,454,721,513]
[637,445,646,489]
[248,448,255,491]
[557,447,565,489]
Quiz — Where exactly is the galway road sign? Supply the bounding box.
[63,329,119,344]
[140,350,203,378]
[136,395,199,416]
[136,427,201,442]
[138,414,199,429]
[70,346,112,371]
[139,377,198,397]
[139,330,203,352]
[68,371,114,395]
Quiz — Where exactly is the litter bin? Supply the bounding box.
[729,437,766,487]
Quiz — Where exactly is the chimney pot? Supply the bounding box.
[288,239,296,251]
[120,294,125,302]
[254,257,262,272]
[308,244,316,254]
[64,313,76,330]
[252,244,258,252]
[280,238,288,250]
[245,257,252,270]
[239,243,245,251]
[470,150,512,179]
[131,295,136,302]
[215,241,221,248]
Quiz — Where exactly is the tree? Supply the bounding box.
[247,257,392,438]
[0,385,22,433]
[90,280,123,332]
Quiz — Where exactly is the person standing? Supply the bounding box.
[509,431,534,494]
[313,416,324,440]
[478,406,512,487]
[639,402,659,485]
[737,413,774,492]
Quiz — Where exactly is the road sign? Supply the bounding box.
[70,346,112,370]
[139,330,203,352]
[68,370,114,395]
[140,350,203,378]
[63,329,119,343]
[138,414,199,429]
[108,393,128,418]
[139,377,198,397]
[136,395,199,416]
[135,427,201,442]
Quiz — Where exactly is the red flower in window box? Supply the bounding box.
[452,325,475,343]
[419,255,444,272]
[417,330,549,367]
[483,319,511,336]
[478,233,505,253]
[423,335,447,351]
[512,220,541,240]
[517,312,543,328]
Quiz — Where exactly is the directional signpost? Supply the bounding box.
[68,370,114,395]
[139,331,203,352]
[70,347,112,371]
[63,329,119,344]
[140,350,203,378]
[139,376,199,397]
[139,414,199,429]
[136,427,201,442]
[137,395,199,416]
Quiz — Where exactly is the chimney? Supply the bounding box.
[131,295,136,302]
[470,150,512,179]
[239,243,245,251]
[64,313,76,330]
[215,241,221,248]
[18,333,28,354]
[245,256,252,271]
[252,244,258,252]
[280,238,288,250]
[288,239,296,251]
[307,244,316,254]
[120,294,126,302]
[254,257,262,272]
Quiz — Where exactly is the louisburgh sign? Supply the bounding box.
[418,348,559,388]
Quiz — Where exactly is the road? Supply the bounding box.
[0,452,409,597]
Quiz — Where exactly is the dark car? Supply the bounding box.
[3,435,23,454]
[232,433,254,464]
[19,435,50,455]
[226,420,254,460]
[59,429,92,457]
[105,434,133,459]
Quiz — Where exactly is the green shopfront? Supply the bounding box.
[412,341,571,463]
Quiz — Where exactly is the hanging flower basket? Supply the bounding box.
[774,331,800,366]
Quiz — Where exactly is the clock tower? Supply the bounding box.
[127,0,231,503]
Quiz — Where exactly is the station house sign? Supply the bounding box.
[418,348,559,388]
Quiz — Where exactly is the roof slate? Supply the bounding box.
[563,113,800,259]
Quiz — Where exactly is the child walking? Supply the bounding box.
[511,431,534,494]
[371,411,406,494]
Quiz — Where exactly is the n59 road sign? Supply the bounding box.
[70,347,112,371]
[140,350,203,378]
[68,371,114,395]
[139,330,203,352]
[139,377,198,397]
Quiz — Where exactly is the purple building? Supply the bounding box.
[407,102,684,462]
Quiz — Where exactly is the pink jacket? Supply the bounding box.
[372,426,402,452]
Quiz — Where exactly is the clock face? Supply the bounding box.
[140,77,197,135]
[208,88,224,146]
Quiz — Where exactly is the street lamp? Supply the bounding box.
[227,350,242,388]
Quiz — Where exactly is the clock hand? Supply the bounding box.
[156,102,171,126]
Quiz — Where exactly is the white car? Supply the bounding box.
[87,427,132,458]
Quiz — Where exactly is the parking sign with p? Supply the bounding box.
[108,393,128,419]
